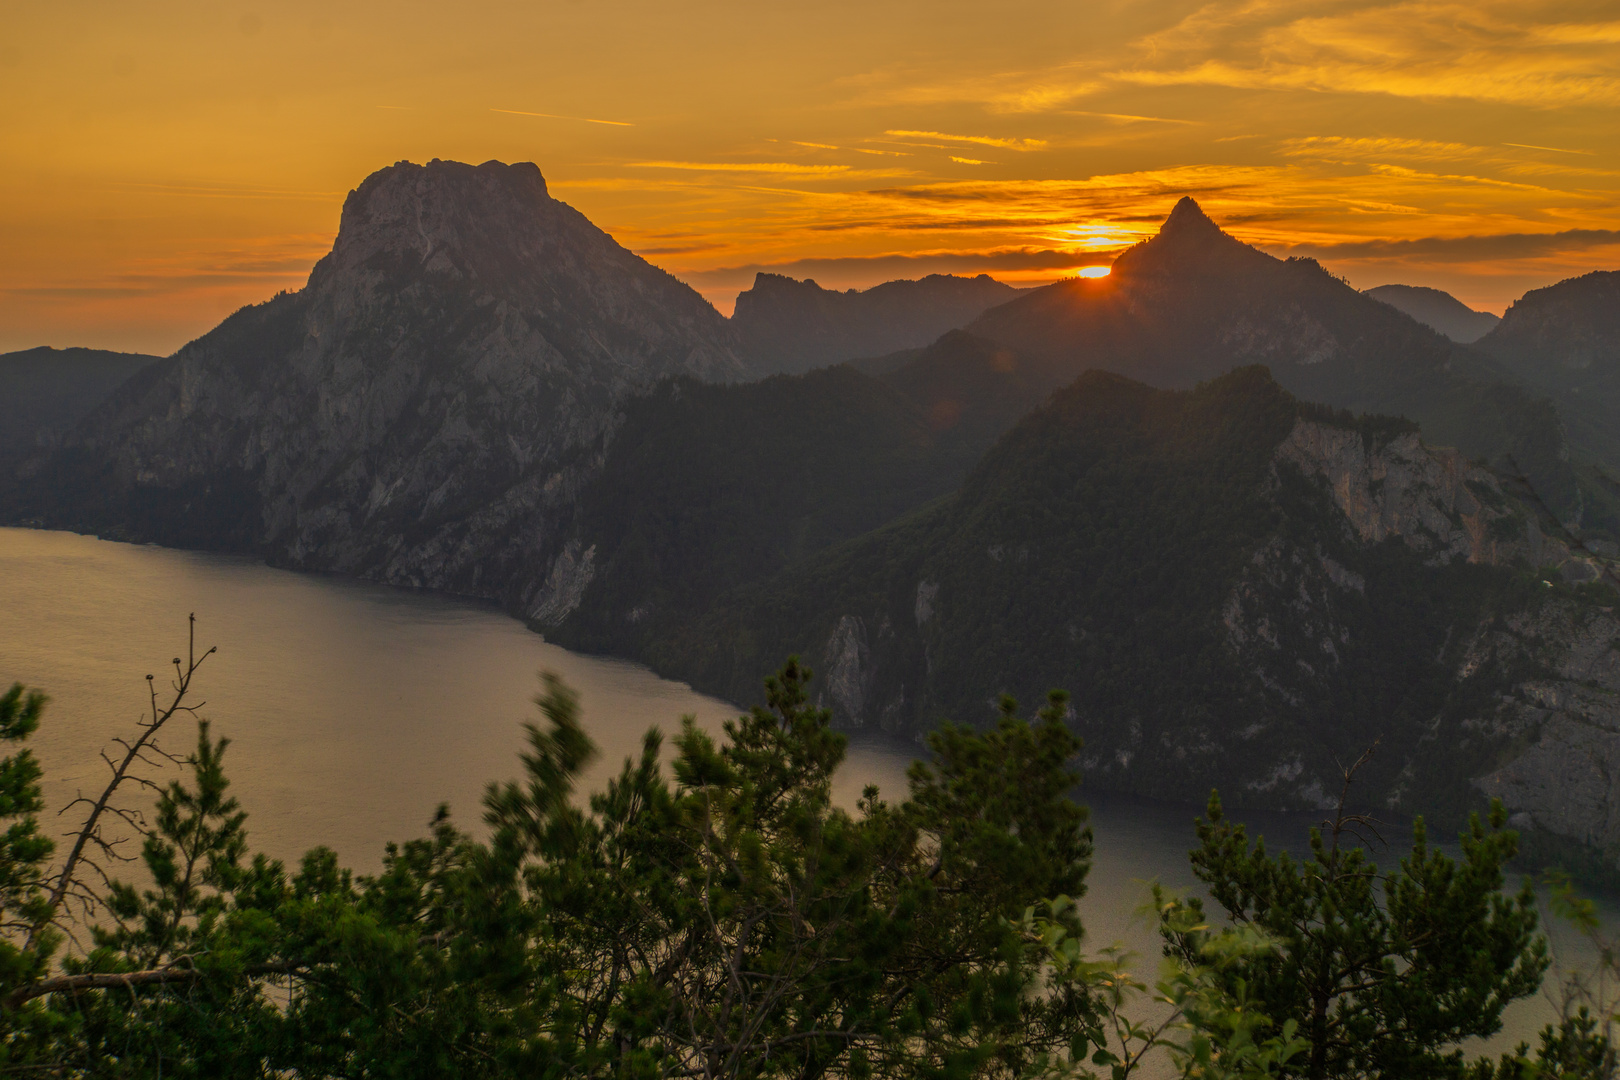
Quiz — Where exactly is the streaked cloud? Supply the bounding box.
[3,0,1617,349]
[491,108,634,126]
[629,161,854,175]
[885,130,1049,151]
[1113,0,1620,106]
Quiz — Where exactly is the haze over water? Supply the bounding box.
[0,525,1603,1057]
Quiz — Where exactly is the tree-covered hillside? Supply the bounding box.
[620,367,1620,851]
[554,334,1059,658]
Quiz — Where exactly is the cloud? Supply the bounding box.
[1278,137,1488,162]
[629,161,854,174]
[1273,227,1620,263]
[1503,142,1595,155]
[1112,0,1620,107]
[491,108,634,126]
[873,1,1620,112]
[950,157,994,165]
[884,130,1049,150]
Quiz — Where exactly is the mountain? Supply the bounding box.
[0,346,162,454]
[1476,271,1620,471]
[626,365,1620,873]
[4,159,753,611]
[1364,284,1500,343]
[963,198,1592,529]
[731,272,1019,375]
[551,330,1059,658]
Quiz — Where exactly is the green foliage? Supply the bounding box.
[0,653,1604,1079]
[1165,791,1549,1080]
[1023,896,1307,1080]
[483,661,1099,1078]
[0,683,63,1068]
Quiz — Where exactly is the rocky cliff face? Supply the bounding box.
[8,159,751,619]
[731,272,1018,375]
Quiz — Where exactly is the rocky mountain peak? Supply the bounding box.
[1111,196,1273,279]
[329,159,550,269]
[1163,196,1220,234]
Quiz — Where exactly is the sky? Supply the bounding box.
[2,0,1618,355]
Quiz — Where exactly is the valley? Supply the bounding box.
[6,157,1620,882]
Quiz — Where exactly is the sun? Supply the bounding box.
[1078,266,1112,278]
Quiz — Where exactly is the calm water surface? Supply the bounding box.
[0,526,1604,1058]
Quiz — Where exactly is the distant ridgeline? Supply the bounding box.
[6,160,1620,876]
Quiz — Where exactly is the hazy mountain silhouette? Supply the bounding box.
[4,159,754,610]
[0,346,161,455]
[1365,284,1500,343]
[731,272,1018,375]
[964,197,1588,523]
[1477,271,1620,469]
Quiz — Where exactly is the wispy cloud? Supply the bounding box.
[950,156,994,165]
[629,161,854,175]
[885,130,1049,151]
[1112,0,1620,106]
[491,107,634,127]
[1275,227,1620,262]
[1279,137,1488,162]
[1504,142,1594,155]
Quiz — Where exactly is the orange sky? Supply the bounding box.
[2,0,1617,355]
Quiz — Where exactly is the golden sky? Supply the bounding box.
[2,0,1618,354]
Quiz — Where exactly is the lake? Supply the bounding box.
[0,525,1602,1058]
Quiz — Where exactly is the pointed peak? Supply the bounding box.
[1161,196,1220,235]
[1107,195,1271,279]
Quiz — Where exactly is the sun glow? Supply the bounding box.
[1078,265,1112,278]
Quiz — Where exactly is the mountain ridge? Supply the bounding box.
[962,198,1597,530]
[615,364,1620,872]
[730,271,1019,375]
[1364,283,1500,343]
